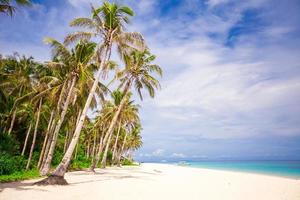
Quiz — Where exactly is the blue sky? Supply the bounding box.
[1,0,300,161]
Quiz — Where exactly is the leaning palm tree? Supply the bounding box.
[36,2,139,185]
[100,91,140,168]
[0,0,31,16]
[124,125,142,160]
[39,39,96,176]
[98,49,162,168]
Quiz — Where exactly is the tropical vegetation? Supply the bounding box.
[0,1,162,185]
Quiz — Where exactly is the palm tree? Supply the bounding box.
[18,103,34,156]
[0,0,31,16]
[0,55,36,135]
[100,91,140,168]
[125,125,142,160]
[98,49,162,167]
[38,1,138,184]
[39,39,96,176]
[25,98,42,170]
[115,124,142,166]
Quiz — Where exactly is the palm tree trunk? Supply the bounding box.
[26,98,42,170]
[7,109,16,135]
[63,131,69,153]
[40,77,76,176]
[90,131,97,164]
[100,130,114,168]
[50,46,111,178]
[68,108,82,148]
[89,133,104,171]
[100,80,132,157]
[86,137,91,158]
[39,82,66,170]
[37,110,54,168]
[40,115,56,170]
[21,123,32,156]
[91,81,132,170]
[112,123,121,164]
[75,143,78,159]
[117,131,128,167]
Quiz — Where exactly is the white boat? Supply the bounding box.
[177,161,190,166]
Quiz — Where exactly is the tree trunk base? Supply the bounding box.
[88,167,96,172]
[34,175,68,185]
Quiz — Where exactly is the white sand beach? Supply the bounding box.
[1,163,300,200]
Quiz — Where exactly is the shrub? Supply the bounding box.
[0,153,27,175]
[122,158,135,166]
[0,169,39,183]
[0,133,19,154]
[69,155,91,170]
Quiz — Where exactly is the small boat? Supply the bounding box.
[177,161,190,166]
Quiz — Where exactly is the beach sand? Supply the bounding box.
[1,163,299,200]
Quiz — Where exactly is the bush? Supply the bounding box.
[122,158,135,166]
[51,150,64,167]
[0,133,19,154]
[0,169,39,183]
[69,155,91,170]
[0,153,27,175]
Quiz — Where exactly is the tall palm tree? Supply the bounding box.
[98,49,162,168]
[0,55,36,135]
[115,124,142,166]
[0,0,31,16]
[101,92,140,168]
[99,91,139,168]
[25,98,42,170]
[39,39,96,176]
[38,1,139,184]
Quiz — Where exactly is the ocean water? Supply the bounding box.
[175,160,300,179]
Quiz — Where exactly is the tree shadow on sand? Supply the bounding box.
[0,181,49,193]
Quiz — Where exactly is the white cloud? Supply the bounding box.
[206,0,229,7]
[152,149,165,156]
[2,0,300,159]
[68,0,98,7]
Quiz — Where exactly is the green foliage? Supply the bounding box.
[0,133,20,154]
[0,133,27,176]
[121,158,138,166]
[0,0,159,180]
[0,153,27,175]
[0,169,39,183]
[25,151,40,170]
[70,155,91,170]
[0,0,31,17]
[51,148,64,167]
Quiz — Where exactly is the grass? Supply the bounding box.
[0,169,40,183]
[0,160,140,183]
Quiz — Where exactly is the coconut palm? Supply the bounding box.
[25,98,42,170]
[0,0,31,16]
[0,55,36,135]
[99,91,140,168]
[115,124,142,165]
[39,39,97,175]
[40,1,140,184]
[98,49,162,168]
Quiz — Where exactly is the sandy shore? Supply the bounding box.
[1,163,300,200]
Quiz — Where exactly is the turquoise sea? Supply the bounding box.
[173,160,300,179]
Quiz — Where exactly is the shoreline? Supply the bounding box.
[1,163,300,200]
[154,160,300,180]
[166,163,300,180]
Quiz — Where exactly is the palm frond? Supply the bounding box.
[64,32,93,46]
[44,37,71,60]
[70,17,97,30]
